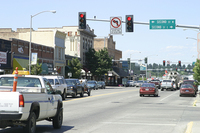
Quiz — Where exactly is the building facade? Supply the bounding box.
[0,39,12,74]
[38,25,96,77]
[0,28,65,76]
[38,25,96,66]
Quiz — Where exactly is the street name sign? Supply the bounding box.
[110,17,122,34]
[150,19,176,29]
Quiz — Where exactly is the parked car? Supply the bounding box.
[44,75,67,100]
[79,79,91,96]
[182,80,198,93]
[180,84,196,97]
[97,81,106,89]
[126,80,134,87]
[65,79,84,97]
[149,79,161,89]
[87,80,98,90]
[161,79,173,91]
[135,80,144,87]
[139,83,158,97]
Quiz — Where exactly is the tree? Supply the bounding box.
[68,58,82,78]
[94,48,112,79]
[85,48,98,77]
[85,48,113,80]
[31,59,42,75]
[193,59,200,85]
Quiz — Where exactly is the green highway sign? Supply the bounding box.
[150,19,176,29]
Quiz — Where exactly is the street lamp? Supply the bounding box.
[184,29,200,59]
[186,37,197,40]
[29,10,56,74]
[130,51,141,79]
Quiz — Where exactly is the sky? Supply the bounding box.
[1,0,200,65]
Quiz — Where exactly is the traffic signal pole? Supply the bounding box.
[86,18,200,30]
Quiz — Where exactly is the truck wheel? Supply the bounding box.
[72,91,77,98]
[53,108,63,129]
[88,89,91,96]
[24,112,36,133]
[80,90,84,97]
[62,90,66,100]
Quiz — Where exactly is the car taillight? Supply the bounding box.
[161,83,162,85]
[19,95,24,107]
[150,88,155,91]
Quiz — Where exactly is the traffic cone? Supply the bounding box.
[13,67,18,92]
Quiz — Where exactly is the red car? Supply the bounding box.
[181,80,198,93]
[140,83,158,97]
[180,84,196,97]
[149,79,161,89]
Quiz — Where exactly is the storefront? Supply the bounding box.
[0,39,12,74]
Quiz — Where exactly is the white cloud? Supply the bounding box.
[166,45,187,50]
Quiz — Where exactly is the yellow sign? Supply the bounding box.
[12,70,30,75]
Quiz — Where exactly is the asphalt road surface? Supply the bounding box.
[1,86,200,133]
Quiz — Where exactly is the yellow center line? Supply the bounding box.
[64,89,136,102]
[185,121,193,133]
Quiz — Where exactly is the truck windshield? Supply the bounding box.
[0,77,41,87]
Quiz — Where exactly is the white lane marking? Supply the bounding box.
[102,122,176,126]
[160,91,179,101]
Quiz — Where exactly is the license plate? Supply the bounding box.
[145,89,149,91]
[185,90,189,92]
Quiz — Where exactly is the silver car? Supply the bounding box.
[135,80,144,87]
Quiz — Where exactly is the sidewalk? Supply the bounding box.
[185,93,200,133]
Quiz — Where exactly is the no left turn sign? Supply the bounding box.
[110,16,122,34]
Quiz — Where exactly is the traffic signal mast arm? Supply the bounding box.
[86,18,200,29]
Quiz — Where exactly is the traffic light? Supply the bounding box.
[176,68,177,71]
[163,60,165,66]
[178,60,181,66]
[185,69,187,72]
[78,12,86,29]
[144,57,148,64]
[126,15,133,32]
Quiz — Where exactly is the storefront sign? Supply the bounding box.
[0,51,7,64]
[31,53,37,65]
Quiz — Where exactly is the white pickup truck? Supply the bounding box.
[0,74,63,133]
[161,79,174,91]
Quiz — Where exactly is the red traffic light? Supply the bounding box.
[127,17,131,21]
[80,14,84,18]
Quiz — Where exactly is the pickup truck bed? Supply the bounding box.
[161,80,174,91]
[0,74,63,133]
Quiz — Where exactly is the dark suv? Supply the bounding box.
[65,79,83,97]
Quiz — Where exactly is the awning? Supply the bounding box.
[108,70,119,77]
[13,57,29,70]
[112,67,129,77]
[81,69,86,75]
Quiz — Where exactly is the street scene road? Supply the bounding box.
[1,86,199,133]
